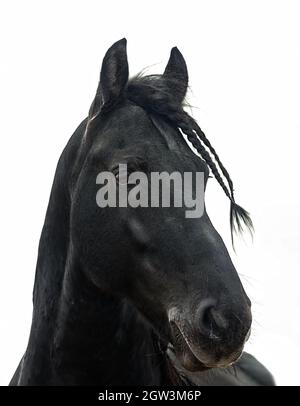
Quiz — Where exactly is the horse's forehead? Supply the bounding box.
[105,105,182,149]
[94,104,206,170]
[107,104,153,134]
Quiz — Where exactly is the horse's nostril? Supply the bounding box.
[197,299,228,339]
[210,307,228,330]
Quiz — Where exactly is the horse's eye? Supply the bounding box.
[113,164,137,185]
[112,159,148,185]
[113,166,128,185]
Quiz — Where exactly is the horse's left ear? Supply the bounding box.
[163,47,188,103]
[89,38,129,120]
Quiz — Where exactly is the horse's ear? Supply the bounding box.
[89,38,129,119]
[163,47,188,103]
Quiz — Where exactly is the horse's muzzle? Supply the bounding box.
[168,299,252,371]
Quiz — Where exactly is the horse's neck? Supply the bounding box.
[20,121,166,385]
[50,256,164,385]
[25,252,164,384]
[19,124,80,385]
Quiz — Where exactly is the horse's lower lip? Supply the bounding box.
[179,348,211,372]
[168,343,210,372]
[169,322,213,371]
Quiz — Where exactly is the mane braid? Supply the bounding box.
[187,114,235,197]
[126,75,254,247]
[180,113,254,247]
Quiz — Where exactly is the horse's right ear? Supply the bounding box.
[89,38,129,120]
[163,47,188,103]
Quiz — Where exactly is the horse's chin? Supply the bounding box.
[169,345,210,372]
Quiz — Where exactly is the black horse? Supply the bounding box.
[10,39,274,386]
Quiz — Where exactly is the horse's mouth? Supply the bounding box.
[168,321,242,372]
[169,321,211,372]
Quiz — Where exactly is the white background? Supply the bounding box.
[0,0,299,386]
